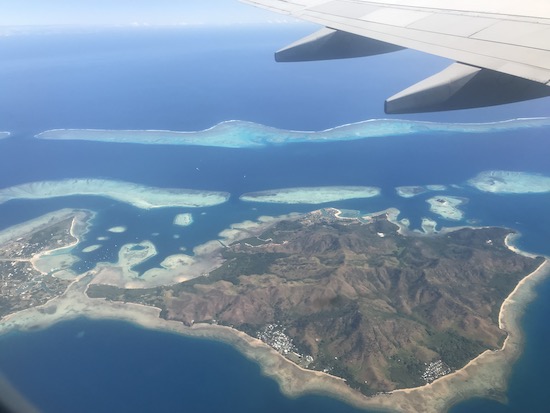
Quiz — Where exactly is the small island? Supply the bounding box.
[0,207,548,413]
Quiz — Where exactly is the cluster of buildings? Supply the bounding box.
[256,323,297,355]
[0,261,36,294]
[421,359,451,383]
[256,323,314,368]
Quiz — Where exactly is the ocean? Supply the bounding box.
[0,26,549,412]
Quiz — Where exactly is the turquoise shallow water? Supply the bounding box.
[0,26,549,412]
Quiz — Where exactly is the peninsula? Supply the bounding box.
[0,209,91,318]
[0,207,547,413]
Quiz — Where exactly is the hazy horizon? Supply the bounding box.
[0,0,296,28]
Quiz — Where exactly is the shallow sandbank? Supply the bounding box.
[82,245,102,253]
[240,186,380,204]
[420,218,438,234]
[469,170,550,194]
[35,118,550,148]
[107,226,127,233]
[395,186,427,198]
[0,179,230,209]
[90,238,226,289]
[173,213,193,227]
[395,185,447,198]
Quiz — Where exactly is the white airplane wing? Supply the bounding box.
[242,0,550,113]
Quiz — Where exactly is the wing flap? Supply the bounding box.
[407,14,498,37]
[275,27,403,61]
[385,63,550,113]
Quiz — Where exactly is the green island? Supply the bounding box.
[1,207,548,413]
[87,209,542,393]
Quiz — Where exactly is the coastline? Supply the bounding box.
[0,210,548,412]
[0,208,89,245]
[6,209,95,279]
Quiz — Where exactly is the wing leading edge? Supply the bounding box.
[242,0,550,113]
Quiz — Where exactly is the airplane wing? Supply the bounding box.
[241,0,550,113]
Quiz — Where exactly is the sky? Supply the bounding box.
[0,0,291,27]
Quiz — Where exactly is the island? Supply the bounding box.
[87,207,542,393]
[0,207,548,413]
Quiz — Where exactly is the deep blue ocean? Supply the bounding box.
[0,26,549,412]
